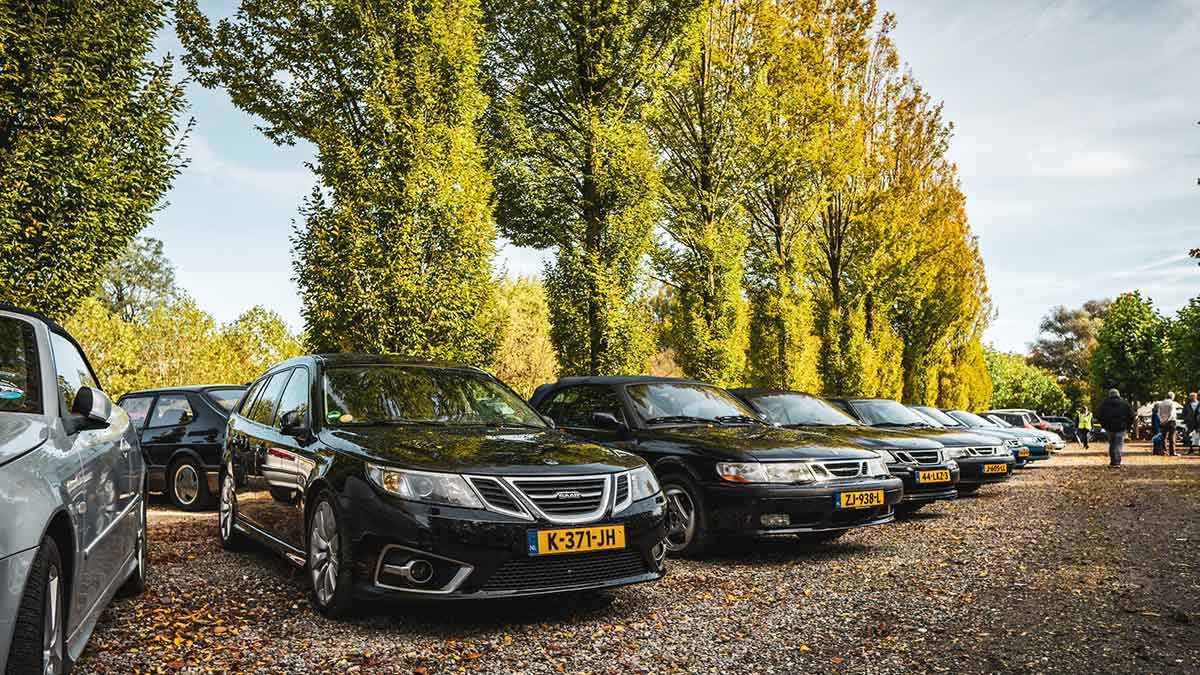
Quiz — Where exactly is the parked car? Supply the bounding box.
[1042,415,1077,441]
[530,377,903,556]
[220,354,667,616]
[906,405,1026,466]
[982,410,1066,452]
[729,389,958,514]
[118,385,247,511]
[943,409,1051,465]
[827,398,1014,494]
[1,304,147,675]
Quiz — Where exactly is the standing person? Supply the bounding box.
[1076,405,1092,449]
[1157,392,1178,457]
[1097,388,1134,469]
[1185,392,1200,454]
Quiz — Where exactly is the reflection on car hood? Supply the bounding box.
[646,424,878,461]
[0,415,49,467]
[785,425,944,451]
[323,426,644,475]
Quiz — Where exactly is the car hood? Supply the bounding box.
[868,426,1004,449]
[782,425,944,451]
[322,426,644,475]
[0,415,49,467]
[644,424,879,461]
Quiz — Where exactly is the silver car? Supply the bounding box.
[0,305,146,675]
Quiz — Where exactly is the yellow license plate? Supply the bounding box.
[1018,448,1030,457]
[983,463,1008,474]
[528,525,625,555]
[838,490,884,509]
[917,469,951,483]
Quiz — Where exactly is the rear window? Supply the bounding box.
[0,316,41,414]
[206,387,247,414]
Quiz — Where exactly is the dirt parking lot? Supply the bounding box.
[74,442,1200,675]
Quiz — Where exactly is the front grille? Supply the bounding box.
[509,476,609,523]
[967,446,1002,456]
[614,474,629,504]
[469,477,524,516]
[480,549,649,593]
[820,461,866,478]
[908,450,942,465]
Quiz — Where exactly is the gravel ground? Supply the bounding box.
[74,442,1200,675]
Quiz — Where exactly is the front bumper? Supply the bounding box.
[700,476,904,536]
[888,463,960,502]
[1012,445,1051,467]
[343,477,668,600]
[956,455,1015,484]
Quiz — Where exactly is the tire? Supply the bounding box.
[218,469,248,551]
[117,480,149,598]
[307,492,357,618]
[5,536,65,675]
[660,474,709,558]
[167,456,211,511]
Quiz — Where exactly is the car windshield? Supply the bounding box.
[851,399,932,427]
[0,316,41,414]
[987,414,1014,428]
[626,383,761,425]
[323,365,546,428]
[949,410,995,427]
[745,393,859,426]
[206,387,247,413]
[913,406,964,427]
[907,407,947,428]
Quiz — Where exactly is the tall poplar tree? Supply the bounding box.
[176,0,499,364]
[483,0,700,375]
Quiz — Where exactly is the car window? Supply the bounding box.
[120,396,154,429]
[625,382,757,423]
[914,406,963,427]
[206,387,247,414]
[0,316,42,414]
[848,399,930,427]
[49,332,98,416]
[247,370,291,426]
[239,378,267,416]
[744,393,858,426]
[540,385,626,427]
[274,368,310,428]
[147,394,195,427]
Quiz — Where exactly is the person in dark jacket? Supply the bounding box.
[1184,392,1199,454]
[1096,388,1135,469]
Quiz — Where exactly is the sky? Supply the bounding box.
[147,0,1200,353]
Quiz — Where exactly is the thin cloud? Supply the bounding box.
[186,135,313,199]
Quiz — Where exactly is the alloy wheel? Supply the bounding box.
[309,502,339,607]
[663,486,697,552]
[42,563,62,675]
[174,463,200,506]
[219,477,235,542]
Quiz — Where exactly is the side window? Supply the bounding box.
[541,386,626,428]
[147,394,195,428]
[274,368,311,429]
[0,316,42,414]
[49,332,98,416]
[247,370,290,427]
[239,378,267,417]
[120,396,154,429]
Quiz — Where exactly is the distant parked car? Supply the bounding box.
[118,384,246,511]
[1042,415,1077,441]
[983,410,1066,452]
[531,377,903,556]
[941,409,1051,466]
[1,304,147,675]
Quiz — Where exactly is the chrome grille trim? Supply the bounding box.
[816,460,869,478]
[907,449,943,465]
[467,476,533,521]
[505,474,612,525]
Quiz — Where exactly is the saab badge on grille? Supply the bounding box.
[555,490,583,500]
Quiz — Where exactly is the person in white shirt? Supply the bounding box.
[1156,392,1177,457]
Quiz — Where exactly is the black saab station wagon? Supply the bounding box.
[219,355,667,617]
[118,384,246,510]
[530,377,903,556]
[828,398,1015,494]
[729,389,960,514]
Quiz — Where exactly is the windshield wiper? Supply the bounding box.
[456,420,545,430]
[715,414,767,426]
[645,415,719,426]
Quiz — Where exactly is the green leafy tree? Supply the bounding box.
[482,0,700,375]
[95,236,178,322]
[0,0,189,319]
[1028,299,1111,407]
[1166,297,1200,395]
[217,306,304,382]
[491,276,558,397]
[1090,291,1167,406]
[984,347,1068,413]
[176,0,499,364]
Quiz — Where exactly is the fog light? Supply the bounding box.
[652,541,667,567]
[761,513,790,527]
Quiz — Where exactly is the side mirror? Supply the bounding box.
[68,386,111,433]
[591,412,628,433]
[280,409,309,438]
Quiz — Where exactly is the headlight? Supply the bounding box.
[1004,439,1020,448]
[1020,436,1038,444]
[365,463,483,509]
[626,465,660,502]
[943,447,966,460]
[864,457,890,476]
[876,449,898,463]
[716,461,817,484]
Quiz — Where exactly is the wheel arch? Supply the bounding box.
[42,509,75,626]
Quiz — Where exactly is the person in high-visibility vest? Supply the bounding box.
[1076,406,1093,449]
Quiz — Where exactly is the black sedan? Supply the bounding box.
[219,354,667,616]
[729,389,959,514]
[118,384,247,510]
[827,398,1016,493]
[530,377,903,556]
